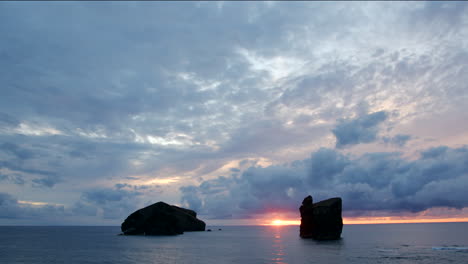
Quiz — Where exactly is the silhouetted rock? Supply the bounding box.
[207,229,212,232]
[299,195,343,240]
[121,202,206,235]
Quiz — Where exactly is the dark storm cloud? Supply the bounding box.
[181,145,468,217]
[332,111,388,148]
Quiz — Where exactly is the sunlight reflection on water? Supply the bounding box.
[271,226,288,264]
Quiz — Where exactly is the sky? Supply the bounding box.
[1,1,468,225]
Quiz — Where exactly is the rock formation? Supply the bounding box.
[299,195,343,240]
[121,201,206,235]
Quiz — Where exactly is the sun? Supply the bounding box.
[269,219,301,226]
[272,219,284,225]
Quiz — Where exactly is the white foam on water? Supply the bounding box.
[432,246,468,251]
[377,248,397,252]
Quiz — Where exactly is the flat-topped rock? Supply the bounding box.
[299,195,343,240]
[121,202,206,235]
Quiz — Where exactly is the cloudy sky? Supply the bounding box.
[1,2,468,225]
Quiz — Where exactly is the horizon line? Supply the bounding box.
[3,221,468,227]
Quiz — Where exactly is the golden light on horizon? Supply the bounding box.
[343,217,468,225]
[257,216,468,226]
[272,219,283,225]
[269,219,301,226]
[246,207,468,226]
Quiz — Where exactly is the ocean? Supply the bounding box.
[1,223,467,264]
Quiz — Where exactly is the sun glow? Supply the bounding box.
[272,219,283,225]
[343,217,468,225]
[270,219,300,226]
[261,216,468,226]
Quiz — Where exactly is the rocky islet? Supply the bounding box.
[121,201,206,235]
[299,195,343,240]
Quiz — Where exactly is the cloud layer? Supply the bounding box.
[332,111,388,148]
[1,2,468,223]
[181,145,468,218]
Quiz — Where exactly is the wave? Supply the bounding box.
[432,246,468,251]
[377,248,397,252]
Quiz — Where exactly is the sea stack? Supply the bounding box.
[299,195,343,240]
[121,201,206,235]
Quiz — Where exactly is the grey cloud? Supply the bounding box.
[332,111,388,148]
[390,146,468,198]
[79,186,145,219]
[0,112,19,127]
[1,2,468,224]
[181,163,309,218]
[32,177,60,188]
[383,134,412,147]
[1,2,308,186]
[0,139,60,188]
[181,145,468,218]
[0,162,56,178]
[180,186,203,213]
[0,192,65,220]
[82,188,142,206]
[308,148,349,187]
[115,183,132,190]
[71,202,98,217]
[0,159,59,188]
[114,183,156,191]
[0,133,161,189]
[1,2,466,180]
[0,192,20,219]
[412,2,468,31]
[0,173,25,185]
[0,143,35,160]
[420,146,449,159]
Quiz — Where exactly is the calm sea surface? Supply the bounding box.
[1,223,467,264]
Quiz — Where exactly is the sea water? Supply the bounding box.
[1,223,467,264]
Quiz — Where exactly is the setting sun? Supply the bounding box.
[272,219,283,225]
[270,219,300,226]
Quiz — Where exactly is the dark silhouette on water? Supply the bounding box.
[299,195,343,240]
[121,201,206,235]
